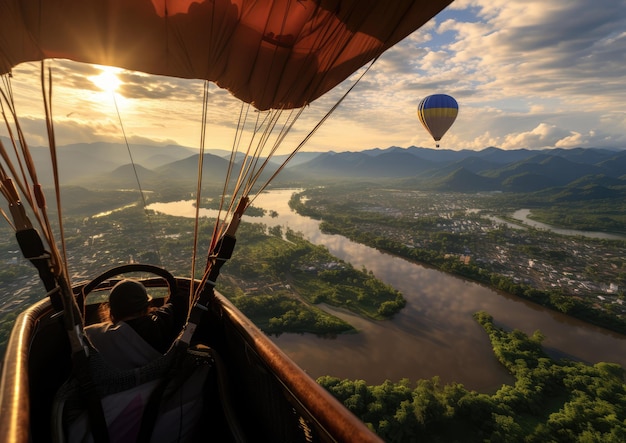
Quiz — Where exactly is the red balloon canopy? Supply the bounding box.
[0,0,452,110]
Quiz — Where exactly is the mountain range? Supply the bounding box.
[3,137,625,197]
[286,146,626,197]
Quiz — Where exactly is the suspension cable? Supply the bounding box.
[250,58,378,205]
[190,80,210,301]
[0,76,43,229]
[192,59,375,303]
[41,63,71,281]
[1,68,64,277]
[111,88,163,267]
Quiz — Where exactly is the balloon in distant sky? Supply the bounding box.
[417,94,458,147]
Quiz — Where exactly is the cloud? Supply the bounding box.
[501,123,570,149]
[448,1,626,102]
[2,2,626,152]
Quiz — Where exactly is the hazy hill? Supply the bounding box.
[546,147,622,165]
[397,146,538,164]
[288,146,626,195]
[596,151,626,178]
[501,172,560,192]
[267,151,325,167]
[428,167,499,192]
[6,138,624,197]
[105,163,160,188]
[567,174,626,189]
[1,138,197,187]
[60,142,197,169]
[550,184,622,202]
[450,156,504,174]
[156,153,231,184]
[289,150,436,179]
[483,154,606,186]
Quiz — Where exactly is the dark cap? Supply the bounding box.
[109,279,152,320]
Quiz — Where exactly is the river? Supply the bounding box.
[147,190,626,392]
[510,209,626,240]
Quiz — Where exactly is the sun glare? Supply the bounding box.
[90,67,122,93]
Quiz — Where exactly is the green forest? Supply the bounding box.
[319,312,626,442]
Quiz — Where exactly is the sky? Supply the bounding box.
[3,0,626,155]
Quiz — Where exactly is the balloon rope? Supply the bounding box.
[0,208,14,229]
[0,69,66,277]
[0,77,43,226]
[40,63,69,280]
[224,106,260,214]
[0,76,35,205]
[207,101,250,257]
[244,107,301,199]
[112,91,163,267]
[208,102,271,251]
[0,89,35,231]
[239,108,288,197]
[191,80,210,292]
[220,107,283,220]
[193,100,247,303]
[250,58,379,203]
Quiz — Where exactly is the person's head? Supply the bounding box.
[108,279,152,323]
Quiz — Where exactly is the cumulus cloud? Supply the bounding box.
[501,123,571,149]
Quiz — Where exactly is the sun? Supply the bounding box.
[90,66,122,93]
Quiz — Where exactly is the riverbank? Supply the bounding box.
[217,222,406,335]
[324,220,626,335]
[288,190,626,336]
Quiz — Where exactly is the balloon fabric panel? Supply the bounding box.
[0,0,453,110]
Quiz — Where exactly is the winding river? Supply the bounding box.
[487,209,626,241]
[148,190,626,392]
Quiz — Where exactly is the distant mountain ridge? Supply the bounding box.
[0,138,197,186]
[4,137,624,196]
[288,146,626,195]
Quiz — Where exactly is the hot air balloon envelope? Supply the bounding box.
[1,0,454,111]
[417,93,458,146]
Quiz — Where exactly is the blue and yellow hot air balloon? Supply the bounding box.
[417,94,458,147]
